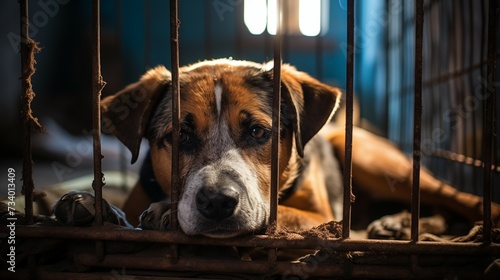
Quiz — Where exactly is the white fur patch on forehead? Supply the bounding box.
[214,82,223,117]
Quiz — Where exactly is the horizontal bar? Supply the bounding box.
[9,226,500,255]
[0,262,489,280]
[430,149,500,172]
[71,253,491,279]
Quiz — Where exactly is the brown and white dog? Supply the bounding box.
[54,59,500,239]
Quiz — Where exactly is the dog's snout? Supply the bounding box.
[196,187,239,221]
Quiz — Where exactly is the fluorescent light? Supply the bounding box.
[299,0,322,36]
[244,0,327,37]
[267,0,277,35]
[244,0,267,35]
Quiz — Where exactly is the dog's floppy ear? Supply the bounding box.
[101,66,171,163]
[279,64,341,157]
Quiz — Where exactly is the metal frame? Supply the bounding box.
[5,0,499,278]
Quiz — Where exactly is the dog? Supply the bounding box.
[53,58,500,240]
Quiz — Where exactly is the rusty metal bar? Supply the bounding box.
[92,0,106,261]
[12,226,500,255]
[74,254,337,278]
[343,0,355,239]
[169,0,181,263]
[20,0,38,225]
[20,0,34,225]
[411,0,424,243]
[483,0,497,245]
[91,0,105,229]
[0,263,491,280]
[169,0,180,232]
[269,0,283,230]
[71,253,491,279]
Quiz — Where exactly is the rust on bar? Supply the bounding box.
[13,226,500,255]
[91,0,106,227]
[343,0,355,239]
[269,0,283,231]
[169,0,181,231]
[92,0,106,261]
[71,253,492,279]
[482,0,497,245]
[19,0,43,225]
[1,259,492,280]
[169,0,181,262]
[411,0,424,243]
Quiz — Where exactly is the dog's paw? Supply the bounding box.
[367,211,411,240]
[139,202,172,230]
[53,191,132,227]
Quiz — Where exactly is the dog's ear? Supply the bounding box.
[101,66,171,163]
[279,64,341,157]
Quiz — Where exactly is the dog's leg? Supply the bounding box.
[138,202,172,230]
[367,211,447,240]
[327,127,500,227]
[53,191,133,228]
[277,205,334,230]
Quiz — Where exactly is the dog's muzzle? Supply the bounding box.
[178,150,269,238]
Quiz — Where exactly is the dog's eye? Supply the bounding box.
[249,126,270,140]
[163,130,197,152]
[179,130,189,144]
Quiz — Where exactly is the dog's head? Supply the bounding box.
[101,59,341,237]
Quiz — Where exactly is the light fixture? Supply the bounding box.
[244,0,267,35]
[244,0,328,37]
[299,0,322,36]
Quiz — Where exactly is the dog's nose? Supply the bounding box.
[196,187,239,221]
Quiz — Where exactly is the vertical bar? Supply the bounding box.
[411,0,424,243]
[384,0,390,135]
[398,3,405,149]
[92,0,105,227]
[342,0,355,239]
[482,0,497,245]
[170,0,180,232]
[269,0,283,230]
[20,0,34,225]
[92,0,106,261]
[170,0,181,263]
[170,0,181,229]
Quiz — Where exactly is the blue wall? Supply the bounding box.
[98,0,351,89]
